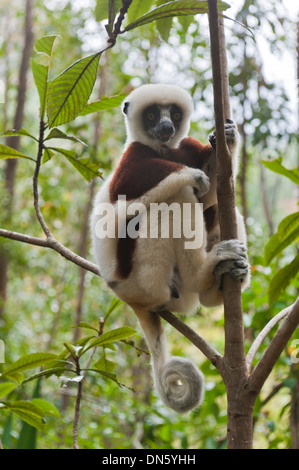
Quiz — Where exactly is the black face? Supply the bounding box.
[142,104,183,143]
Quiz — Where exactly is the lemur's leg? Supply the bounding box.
[198,209,250,307]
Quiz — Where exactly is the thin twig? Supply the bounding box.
[246,303,294,372]
[0,228,100,275]
[249,297,299,394]
[159,310,223,373]
[109,0,134,42]
[73,356,83,450]
[72,318,105,449]
[82,318,104,381]
[33,120,52,238]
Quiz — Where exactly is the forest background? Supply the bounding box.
[0,0,298,449]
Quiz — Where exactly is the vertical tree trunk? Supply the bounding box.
[226,387,255,449]
[0,0,34,318]
[207,0,252,448]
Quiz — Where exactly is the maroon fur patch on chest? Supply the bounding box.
[167,137,214,169]
[110,139,213,279]
[109,142,184,203]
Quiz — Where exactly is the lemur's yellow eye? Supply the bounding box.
[173,112,181,121]
[147,112,156,121]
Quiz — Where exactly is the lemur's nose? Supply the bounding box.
[158,121,174,142]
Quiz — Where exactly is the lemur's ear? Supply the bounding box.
[123,102,130,115]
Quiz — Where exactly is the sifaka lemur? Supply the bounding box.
[90,84,250,413]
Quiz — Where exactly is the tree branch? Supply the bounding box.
[0,228,100,276]
[73,355,83,450]
[218,16,231,120]
[208,0,246,372]
[248,297,299,394]
[33,119,53,238]
[246,303,295,372]
[108,0,134,44]
[0,0,135,284]
[159,310,224,373]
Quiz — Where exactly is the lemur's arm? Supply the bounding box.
[109,142,210,207]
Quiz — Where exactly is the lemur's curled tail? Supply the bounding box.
[133,308,204,413]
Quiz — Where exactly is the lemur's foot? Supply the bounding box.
[209,118,239,151]
[191,168,210,197]
[213,240,250,290]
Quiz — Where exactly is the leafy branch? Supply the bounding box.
[0,300,136,445]
[0,5,128,275]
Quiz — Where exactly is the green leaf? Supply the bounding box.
[277,212,299,241]
[2,413,13,449]
[31,399,61,418]
[78,93,127,117]
[42,147,55,164]
[32,36,59,120]
[94,357,116,373]
[2,401,46,432]
[87,369,133,390]
[83,326,136,353]
[1,353,58,378]
[74,335,98,349]
[1,128,38,141]
[108,0,123,26]
[104,298,122,322]
[0,144,35,162]
[31,59,49,120]
[63,342,81,357]
[47,52,101,128]
[2,372,25,385]
[21,367,72,384]
[0,382,17,398]
[124,0,230,31]
[17,378,41,449]
[49,147,102,181]
[44,128,87,146]
[73,322,99,333]
[265,212,299,263]
[88,368,119,383]
[34,35,59,56]
[95,0,109,21]
[268,254,299,304]
[156,0,175,41]
[261,157,299,185]
[95,0,122,23]
[265,233,292,265]
[127,0,154,23]
[156,16,173,41]
[178,11,194,32]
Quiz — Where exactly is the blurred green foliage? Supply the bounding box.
[0,0,298,449]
